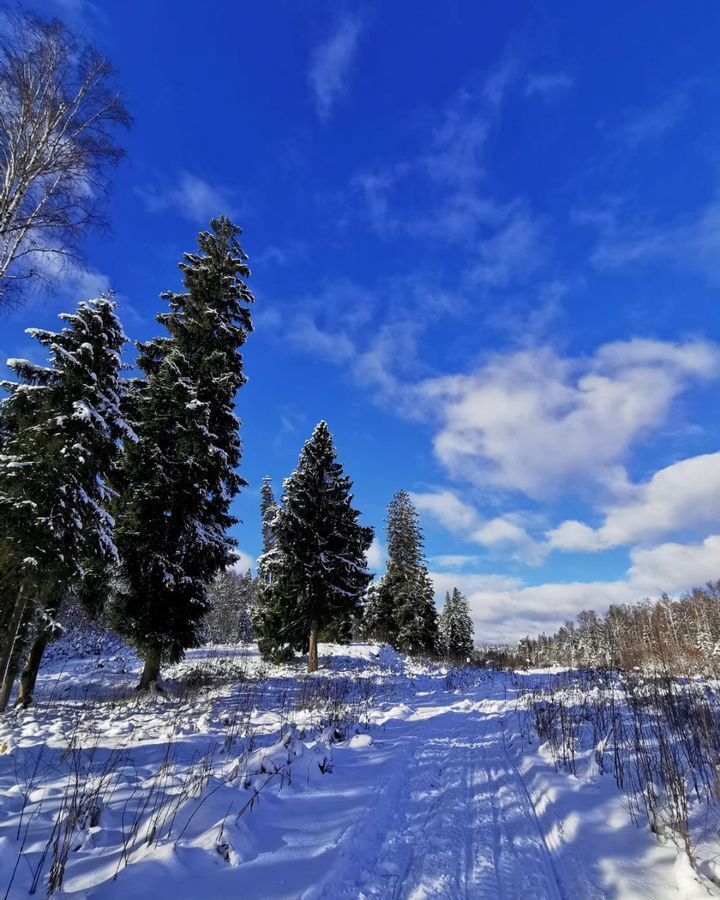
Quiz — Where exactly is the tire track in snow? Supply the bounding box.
[325,699,571,899]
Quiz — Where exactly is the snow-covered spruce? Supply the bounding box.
[255,422,373,671]
[364,490,437,656]
[438,586,475,662]
[111,217,254,690]
[0,295,128,709]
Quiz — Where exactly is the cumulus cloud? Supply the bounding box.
[418,338,720,499]
[627,535,720,595]
[365,536,385,570]
[432,534,720,643]
[309,15,363,120]
[410,490,479,534]
[230,550,255,575]
[411,490,542,564]
[548,453,720,552]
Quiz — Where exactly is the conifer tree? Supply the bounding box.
[363,581,397,644]
[370,491,437,656]
[112,217,254,689]
[260,476,276,558]
[203,567,255,644]
[0,296,127,708]
[255,475,293,660]
[257,422,372,671]
[438,587,475,662]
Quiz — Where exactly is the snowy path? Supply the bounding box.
[324,697,580,900]
[0,644,716,899]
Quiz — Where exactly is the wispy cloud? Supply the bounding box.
[616,90,688,149]
[308,14,364,121]
[581,195,720,281]
[524,71,573,99]
[139,171,237,223]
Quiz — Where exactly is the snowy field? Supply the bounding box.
[0,643,718,899]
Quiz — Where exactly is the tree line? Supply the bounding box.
[515,583,720,674]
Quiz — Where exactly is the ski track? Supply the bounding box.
[328,696,569,900]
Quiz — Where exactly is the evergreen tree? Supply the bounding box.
[363,581,397,644]
[0,296,127,708]
[257,422,372,671]
[111,217,254,689]
[254,476,289,659]
[438,587,474,662]
[371,490,437,656]
[260,475,276,558]
[203,567,255,644]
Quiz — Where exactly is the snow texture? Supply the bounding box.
[0,642,717,898]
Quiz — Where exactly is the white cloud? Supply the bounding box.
[471,517,530,547]
[230,550,255,575]
[411,490,543,565]
[548,453,720,552]
[140,172,236,222]
[365,536,385,570]
[431,534,720,643]
[309,15,363,121]
[628,535,720,595]
[418,338,720,499]
[430,554,482,568]
[410,490,479,534]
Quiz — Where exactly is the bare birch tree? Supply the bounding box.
[0,10,130,307]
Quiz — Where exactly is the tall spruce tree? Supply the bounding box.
[112,217,254,689]
[438,587,475,662]
[0,296,127,708]
[369,491,437,656]
[254,476,288,659]
[260,476,276,558]
[257,422,372,671]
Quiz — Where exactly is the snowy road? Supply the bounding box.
[323,693,599,900]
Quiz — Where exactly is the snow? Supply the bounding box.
[0,643,717,898]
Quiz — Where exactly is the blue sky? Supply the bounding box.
[3,0,720,642]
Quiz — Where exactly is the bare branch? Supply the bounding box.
[0,9,130,308]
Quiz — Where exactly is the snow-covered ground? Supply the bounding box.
[0,643,717,899]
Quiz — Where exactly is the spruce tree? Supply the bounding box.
[0,296,127,708]
[371,490,437,656]
[260,475,276,558]
[112,217,254,689]
[255,475,294,661]
[258,422,372,671]
[204,567,255,644]
[363,581,397,644]
[438,587,475,662]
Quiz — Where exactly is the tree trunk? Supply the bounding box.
[136,644,162,691]
[308,622,319,673]
[0,596,28,713]
[16,630,48,708]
